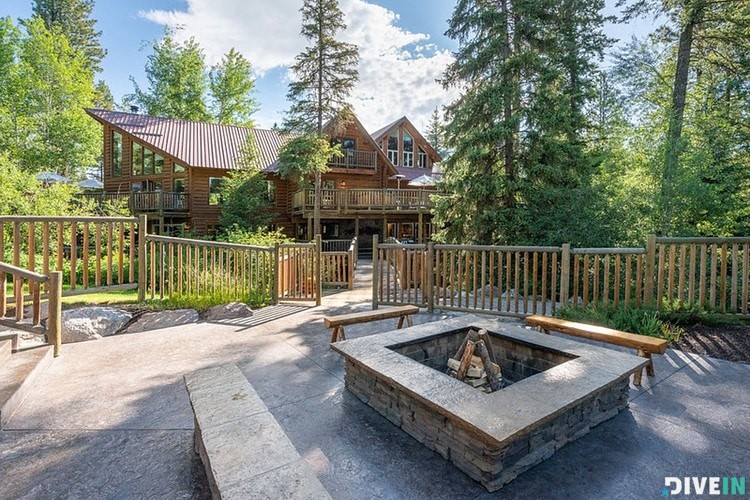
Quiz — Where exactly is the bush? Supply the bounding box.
[556,304,684,342]
[221,226,292,246]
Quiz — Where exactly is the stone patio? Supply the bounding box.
[1,261,749,499]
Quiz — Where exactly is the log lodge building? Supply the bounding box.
[85,109,441,254]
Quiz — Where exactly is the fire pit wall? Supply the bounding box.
[389,329,575,385]
[341,325,634,492]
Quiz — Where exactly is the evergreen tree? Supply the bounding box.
[218,137,273,231]
[209,48,258,126]
[31,0,105,73]
[130,29,209,121]
[425,108,446,157]
[281,0,359,236]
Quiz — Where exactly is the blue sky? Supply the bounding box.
[3,0,657,131]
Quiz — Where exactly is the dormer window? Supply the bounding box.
[403,130,414,167]
[387,130,399,165]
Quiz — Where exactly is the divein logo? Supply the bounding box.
[662,477,746,496]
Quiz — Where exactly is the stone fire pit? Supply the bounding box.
[332,316,648,492]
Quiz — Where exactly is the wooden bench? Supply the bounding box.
[324,305,419,343]
[524,315,668,386]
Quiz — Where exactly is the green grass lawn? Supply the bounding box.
[61,289,139,307]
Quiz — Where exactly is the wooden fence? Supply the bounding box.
[144,234,277,305]
[373,235,750,317]
[0,262,62,356]
[321,237,357,290]
[0,216,140,297]
[278,241,320,303]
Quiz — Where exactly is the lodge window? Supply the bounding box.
[341,138,356,150]
[266,180,276,204]
[174,163,186,174]
[173,178,186,193]
[132,142,164,176]
[112,132,122,177]
[418,147,428,168]
[209,177,224,206]
[403,131,414,167]
[387,130,399,165]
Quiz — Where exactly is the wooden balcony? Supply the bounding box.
[292,188,434,215]
[328,149,377,171]
[80,191,190,215]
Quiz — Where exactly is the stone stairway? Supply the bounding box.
[0,331,54,428]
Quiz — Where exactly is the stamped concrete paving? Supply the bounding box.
[1,261,749,499]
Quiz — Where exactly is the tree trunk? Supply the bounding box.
[660,1,704,235]
[313,2,325,238]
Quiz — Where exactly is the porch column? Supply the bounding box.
[418,212,424,243]
[383,216,388,240]
[307,216,313,242]
[355,216,360,238]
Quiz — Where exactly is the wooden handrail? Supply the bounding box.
[145,234,274,252]
[0,262,50,283]
[0,215,137,223]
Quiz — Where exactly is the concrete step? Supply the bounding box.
[0,339,11,366]
[0,345,54,428]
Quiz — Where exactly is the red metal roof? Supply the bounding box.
[86,109,288,171]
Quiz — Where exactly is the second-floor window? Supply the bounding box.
[266,180,276,204]
[132,142,164,176]
[387,130,398,165]
[112,132,122,177]
[403,130,414,167]
[418,147,428,168]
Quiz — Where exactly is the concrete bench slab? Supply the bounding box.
[185,364,331,500]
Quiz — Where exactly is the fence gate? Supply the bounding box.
[277,241,321,305]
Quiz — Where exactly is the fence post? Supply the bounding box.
[348,244,355,290]
[272,243,279,305]
[644,234,656,307]
[560,244,571,308]
[372,234,379,310]
[137,214,147,302]
[315,235,322,307]
[427,242,435,312]
[48,271,62,357]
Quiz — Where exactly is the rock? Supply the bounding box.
[24,301,49,321]
[125,309,199,334]
[60,307,132,343]
[204,302,253,321]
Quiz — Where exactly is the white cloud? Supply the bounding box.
[140,0,456,132]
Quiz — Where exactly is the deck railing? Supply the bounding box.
[373,235,750,317]
[321,237,357,289]
[80,191,189,213]
[0,262,62,356]
[327,149,377,169]
[293,188,434,213]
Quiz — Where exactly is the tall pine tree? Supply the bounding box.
[31,0,105,73]
[281,0,359,236]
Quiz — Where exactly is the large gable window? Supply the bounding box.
[112,132,122,177]
[403,130,414,167]
[387,130,399,165]
[209,177,224,206]
[132,142,164,176]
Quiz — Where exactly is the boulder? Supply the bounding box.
[204,302,253,321]
[125,309,199,334]
[60,307,132,343]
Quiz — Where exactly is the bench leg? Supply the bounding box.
[330,327,339,344]
[406,315,413,327]
[397,316,404,329]
[338,326,345,342]
[638,349,655,377]
[633,368,643,386]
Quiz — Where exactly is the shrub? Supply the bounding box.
[556,304,684,342]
